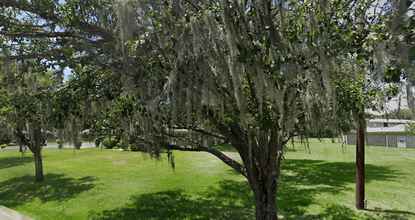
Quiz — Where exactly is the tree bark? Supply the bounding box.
[242,131,284,220]
[251,180,278,220]
[33,148,44,182]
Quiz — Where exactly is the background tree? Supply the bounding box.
[0,62,62,182]
[383,108,413,120]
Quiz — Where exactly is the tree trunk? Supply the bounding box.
[15,127,45,182]
[252,185,278,220]
[233,130,284,220]
[245,146,282,219]
[356,118,365,209]
[33,148,44,182]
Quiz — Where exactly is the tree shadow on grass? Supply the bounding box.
[281,204,415,220]
[88,157,406,220]
[365,208,415,220]
[283,159,401,185]
[202,179,254,209]
[88,180,255,220]
[223,158,405,218]
[0,155,44,170]
[0,173,97,208]
[277,159,402,213]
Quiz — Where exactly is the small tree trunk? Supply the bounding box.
[34,149,44,182]
[356,118,365,209]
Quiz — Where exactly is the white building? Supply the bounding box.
[347,119,415,148]
[367,119,412,128]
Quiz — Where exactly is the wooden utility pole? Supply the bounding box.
[356,118,365,209]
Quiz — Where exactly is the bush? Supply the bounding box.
[94,139,100,147]
[116,140,129,151]
[56,139,66,145]
[129,136,146,152]
[76,141,82,150]
[102,139,109,148]
[0,135,10,145]
[103,138,118,149]
[94,136,104,147]
[0,144,6,149]
[129,143,141,151]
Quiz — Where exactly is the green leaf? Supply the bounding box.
[300,19,305,27]
[409,47,415,59]
[384,67,401,83]
[394,24,405,33]
[378,33,388,41]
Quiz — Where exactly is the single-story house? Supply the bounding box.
[366,118,412,128]
[347,119,415,148]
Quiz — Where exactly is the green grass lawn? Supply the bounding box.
[0,139,414,219]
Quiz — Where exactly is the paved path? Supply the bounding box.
[0,205,34,220]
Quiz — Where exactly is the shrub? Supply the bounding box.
[76,141,82,150]
[129,143,140,151]
[103,138,118,149]
[103,139,110,148]
[94,136,104,147]
[116,140,129,151]
[0,135,10,145]
[56,139,66,145]
[94,139,100,147]
[0,144,6,149]
[111,139,119,148]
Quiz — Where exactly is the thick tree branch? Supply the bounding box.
[164,142,247,178]
[0,31,76,38]
[172,124,228,141]
[0,0,115,43]
[15,127,34,154]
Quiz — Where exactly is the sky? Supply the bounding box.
[63,67,71,82]
[372,96,409,115]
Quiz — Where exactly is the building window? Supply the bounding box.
[384,123,388,127]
